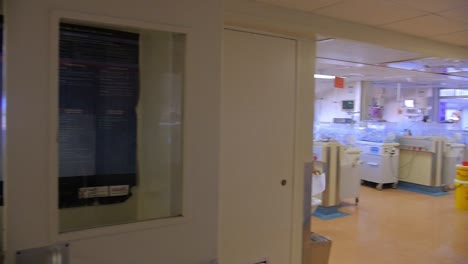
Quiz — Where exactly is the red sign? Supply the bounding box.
[334,77,344,88]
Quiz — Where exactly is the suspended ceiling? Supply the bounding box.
[248,0,468,106]
[315,38,468,90]
[237,0,468,91]
[257,0,468,48]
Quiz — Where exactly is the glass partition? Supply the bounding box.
[58,22,185,232]
[439,88,468,97]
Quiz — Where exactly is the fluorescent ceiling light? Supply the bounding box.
[314,74,337,79]
[451,68,468,73]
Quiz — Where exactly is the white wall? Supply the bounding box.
[315,80,361,122]
[4,1,221,263]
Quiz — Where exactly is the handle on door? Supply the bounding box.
[281,179,287,186]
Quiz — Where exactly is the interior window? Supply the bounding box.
[58,22,185,232]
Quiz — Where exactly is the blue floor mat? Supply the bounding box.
[398,182,449,197]
[312,206,350,220]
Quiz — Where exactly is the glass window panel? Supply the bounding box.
[454,89,468,96]
[58,22,185,232]
[440,89,468,97]
[439,89,455,97]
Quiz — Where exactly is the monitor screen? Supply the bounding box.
[404,99,415,108]
[342,100,354,110]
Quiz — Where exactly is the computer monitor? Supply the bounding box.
[342,100,354,111]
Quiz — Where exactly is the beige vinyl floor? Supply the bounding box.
[312,186,468,264]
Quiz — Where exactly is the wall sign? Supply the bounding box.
[58,23,139,208]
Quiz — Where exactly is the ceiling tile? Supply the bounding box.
[383,57,468,77]
[381,14,468,37]
[315,36,468,91]
[431,30,468,48]
[317,38,425,64]
[439,5,468,24]
[387,0,468,13]
[256,0,344,12]
[311,0,426,25]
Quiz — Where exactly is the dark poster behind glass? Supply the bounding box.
[59,23,139,208]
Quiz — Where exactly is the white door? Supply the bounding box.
[219,29,297,264]
[3,1,221,263]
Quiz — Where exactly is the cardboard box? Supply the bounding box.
[303,232,332,264]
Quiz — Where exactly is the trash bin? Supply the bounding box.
[455,179,468,211]
[455,163,468,211]
[303,232,332,264]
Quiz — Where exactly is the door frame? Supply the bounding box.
[222,26,315,264]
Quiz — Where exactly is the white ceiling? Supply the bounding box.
[251,0,468,94]
[315,38,468,93]
[316,38,424,64]
[257,0,468,48]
